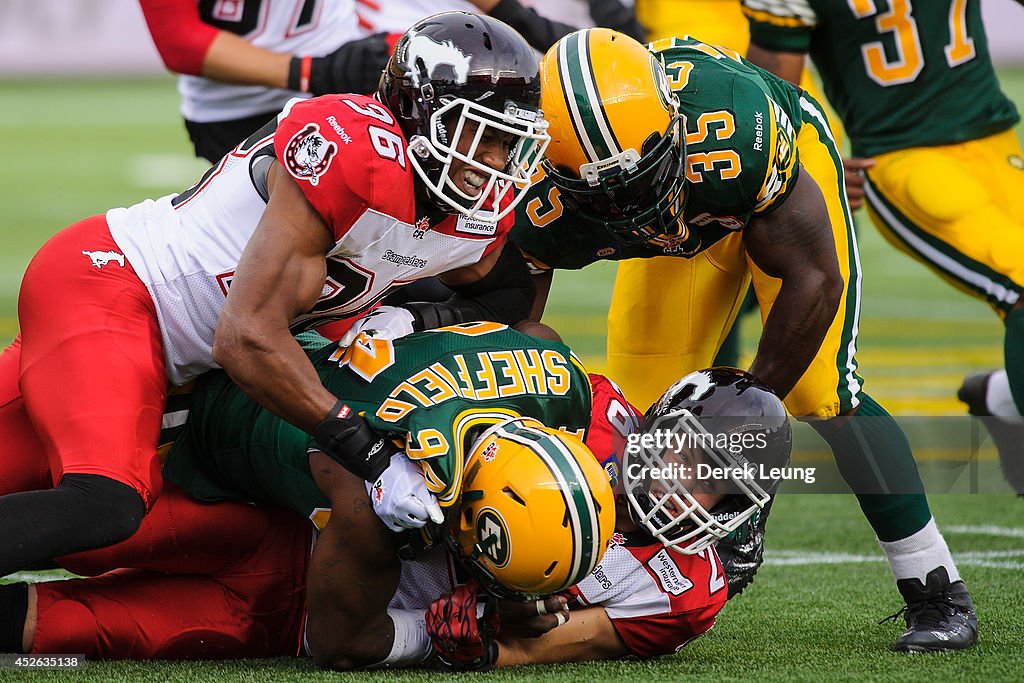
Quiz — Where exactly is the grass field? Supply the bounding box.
[1,73,1024,681]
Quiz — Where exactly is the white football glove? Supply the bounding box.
[340,306,416,347]
[367,452,444,532]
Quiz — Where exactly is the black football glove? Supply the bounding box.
[311,400,398,482]
[289,32,390,96]
[588,0,648,42]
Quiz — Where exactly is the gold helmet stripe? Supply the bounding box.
[556,30,621,165]
[498,420,604,588]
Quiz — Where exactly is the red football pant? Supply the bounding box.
[5,215,166,506]
[32,484,311,659]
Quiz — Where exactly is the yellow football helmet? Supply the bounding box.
[449,417,615,600]
[540,28,687,245]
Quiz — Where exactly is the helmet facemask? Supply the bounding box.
[408,97,550,221]
[624,408,778,555]
[379,12,551,222]
[545,114,687,246]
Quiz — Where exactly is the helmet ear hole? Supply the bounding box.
[544,561,558,577]
[398,92,414,119]
[561,508,570,528]
[501,486,527,507]
[641,132,661,155]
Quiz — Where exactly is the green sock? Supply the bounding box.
[811,394,931,542]
[1004,307,1024,415]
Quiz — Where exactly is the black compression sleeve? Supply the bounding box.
[402,246,536,330]
[0,474,144,577]
[0,583,27,653]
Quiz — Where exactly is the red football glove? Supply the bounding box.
[424,580,500,672]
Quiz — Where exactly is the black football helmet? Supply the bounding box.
[624,368,792,554]
[379,11,550,220]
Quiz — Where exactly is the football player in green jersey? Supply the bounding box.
[510,28,976,652]
[161,322,613,668]
[741,0,1024,487]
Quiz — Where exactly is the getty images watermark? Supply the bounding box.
[623,426,816,487]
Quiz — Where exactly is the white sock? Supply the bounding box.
[986,369,1023,420]
[877,518,960,584]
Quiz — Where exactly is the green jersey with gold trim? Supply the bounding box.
[163,325,592,529]
[742,0,1019,157]
[512,36,802,270]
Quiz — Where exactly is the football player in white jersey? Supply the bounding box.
[0,13,550,584]
[140,0,393,162]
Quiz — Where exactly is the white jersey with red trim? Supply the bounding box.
[107,94,510,385]
[180,0,360,122]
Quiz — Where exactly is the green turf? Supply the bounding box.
[1,72,1023,680]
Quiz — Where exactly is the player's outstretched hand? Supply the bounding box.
[425,581,501,672]
[497,594,570,638]
[339,306,417,347]
[367,452,443,532]
[842,157,876,211]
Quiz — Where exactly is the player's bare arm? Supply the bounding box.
[213,162,340,433]
[497,606,626,665]
[744,169,844,400]
[745,43,805,85]
[201,32,292,88]
[306,451,401,670]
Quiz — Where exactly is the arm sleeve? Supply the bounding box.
[139,0,220,75]
[402,246,537,330]
[444,246,537,326]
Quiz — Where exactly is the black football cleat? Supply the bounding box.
[882,567,978,653]
[958,371,1024,494]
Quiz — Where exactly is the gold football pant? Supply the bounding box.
[607,95,863,417]
[863,128,1024,316]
